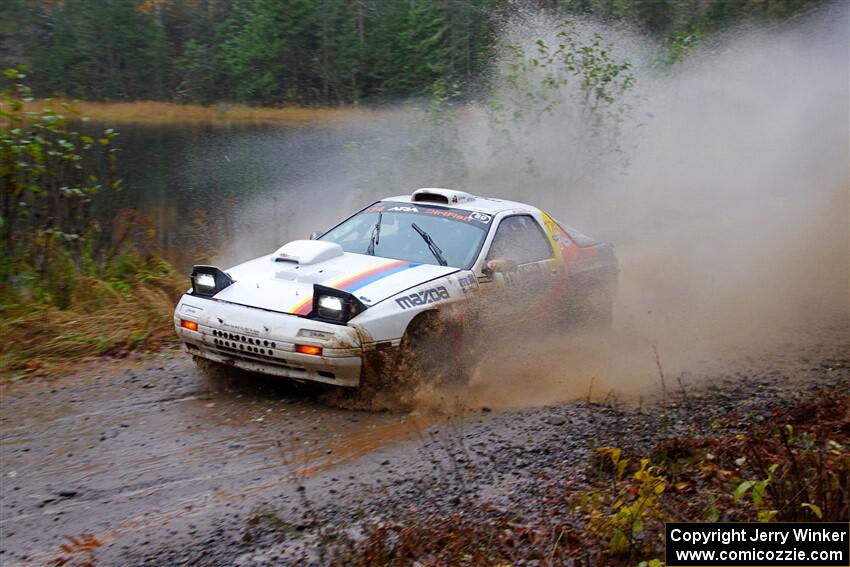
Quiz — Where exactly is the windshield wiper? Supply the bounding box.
[366,211,382,256]
[411,223,447,266]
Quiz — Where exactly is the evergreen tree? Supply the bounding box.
[28,0,166,99]
[4,0,825,105]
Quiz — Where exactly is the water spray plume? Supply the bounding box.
[224,4,848,409]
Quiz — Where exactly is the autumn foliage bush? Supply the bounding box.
[1,68,185,376]
[326,390,849,566]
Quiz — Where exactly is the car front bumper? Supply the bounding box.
[174,295,363,387]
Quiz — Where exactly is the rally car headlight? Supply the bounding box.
[310,284,366,324]
[191,265,234,297]
[195,273,215,290]
[317,295,343,318]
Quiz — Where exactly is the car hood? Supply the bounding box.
[211,243,459,316]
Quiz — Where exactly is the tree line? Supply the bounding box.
[0,0,826,106]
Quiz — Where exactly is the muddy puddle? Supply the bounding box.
[0,353,437,564]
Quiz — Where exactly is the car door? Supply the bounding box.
[477,213,560,324]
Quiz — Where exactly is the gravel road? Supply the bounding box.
[1,325,847,565]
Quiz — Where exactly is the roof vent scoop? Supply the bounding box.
[272,240,344,265]
[411,188,475,205]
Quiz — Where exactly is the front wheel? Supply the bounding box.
[361,312,473,397]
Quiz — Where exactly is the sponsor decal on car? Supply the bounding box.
[291,259,421,315]
[219,322,261,334]
[469,212,492,224]
[180,304,204,316]
[395,285,451,310]
[368,202,492,228]
[541,210,579,269]
[456,274,477,291]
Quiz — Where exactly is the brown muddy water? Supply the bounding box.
[0,353,437,564]
[2,327,848,565]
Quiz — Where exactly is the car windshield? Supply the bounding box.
[319,201,492,269]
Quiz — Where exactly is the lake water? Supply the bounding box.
[91,119,408,272]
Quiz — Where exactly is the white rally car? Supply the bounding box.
[174,188,617,387]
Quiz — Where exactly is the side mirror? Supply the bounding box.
[308,231,321,240]
[483,259,517,274]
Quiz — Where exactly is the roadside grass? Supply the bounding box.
[321,388,849,565]
[1,254,186,378]
[23,100,381,126]
[3,73,190,378]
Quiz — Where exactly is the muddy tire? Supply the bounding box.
[396,312,472,389]
[359,312,471,398]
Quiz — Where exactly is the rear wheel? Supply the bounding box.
[561,280,615,330]
[586,283,614,329]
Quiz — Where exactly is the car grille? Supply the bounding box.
[211,329,278,355]
[204,329,307,375]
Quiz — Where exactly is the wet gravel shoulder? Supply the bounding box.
[125,334,849,566]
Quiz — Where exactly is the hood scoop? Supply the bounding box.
[272,240,344,265]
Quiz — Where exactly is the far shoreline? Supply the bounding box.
[22,99,385,126]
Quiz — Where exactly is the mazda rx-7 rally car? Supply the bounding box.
[174,188,617,387]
